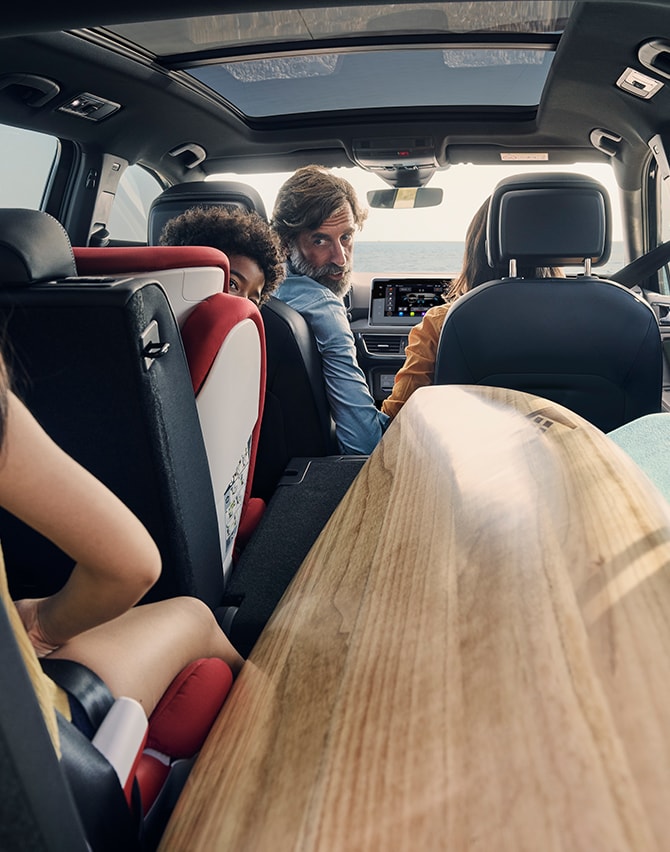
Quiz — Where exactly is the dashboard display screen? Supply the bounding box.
[369,277,451,325]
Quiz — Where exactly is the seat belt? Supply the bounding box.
[41,657,114,732]
[610,240,670,288]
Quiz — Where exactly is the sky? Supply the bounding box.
[212,161,623,243]
[0,115,623,244]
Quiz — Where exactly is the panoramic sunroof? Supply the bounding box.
[105,1,575,118]
[187,47,555,117]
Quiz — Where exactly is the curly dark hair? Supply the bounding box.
[271,165,368,253]
[159,205,285,305]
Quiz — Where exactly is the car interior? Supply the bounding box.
[2,0,670,848]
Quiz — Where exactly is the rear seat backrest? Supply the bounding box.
[0,209,224,606]
[73,244,266,578]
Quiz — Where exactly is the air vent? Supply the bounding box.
[360,334,407,356]
[58,93,121,121]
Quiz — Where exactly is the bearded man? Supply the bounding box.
[272,165,389,454]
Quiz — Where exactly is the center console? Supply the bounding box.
[352,275,454,401]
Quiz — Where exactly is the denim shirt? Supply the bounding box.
[275,273,389,455]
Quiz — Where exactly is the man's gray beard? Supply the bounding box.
[288,244,351,299]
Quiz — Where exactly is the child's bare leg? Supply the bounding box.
[48,597,243,715]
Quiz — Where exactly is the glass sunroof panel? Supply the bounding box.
[102,2,574,118]
[106,2,575,56]
[187,46,555,117]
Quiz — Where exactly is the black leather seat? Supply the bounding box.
[0,594,95,852]
[0,209,225,608]
[147,180,337,499]
[254,296,337,499]
[434,172,663,433]
[147,179,269,244]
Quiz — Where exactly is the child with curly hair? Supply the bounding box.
[160,205,285,307]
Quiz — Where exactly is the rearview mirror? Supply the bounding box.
[367,187,443,209]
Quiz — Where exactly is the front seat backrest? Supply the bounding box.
[253,296,338,500]
[434,172,663,433]
[147,180,268,245]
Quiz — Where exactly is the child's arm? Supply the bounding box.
[0,392,161,652]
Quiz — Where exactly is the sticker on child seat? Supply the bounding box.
[224,438,251,551]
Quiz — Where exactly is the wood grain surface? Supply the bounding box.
[159,385,670,851]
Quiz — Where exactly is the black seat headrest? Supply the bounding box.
[487,172,611,269]
[148,180,268,245]
[0,209,76,285]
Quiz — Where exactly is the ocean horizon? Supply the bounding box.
[355,240,626,276]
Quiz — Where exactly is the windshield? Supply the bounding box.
[209,161,623,275]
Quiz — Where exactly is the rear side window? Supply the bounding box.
[108,164,163,242]
[0,124,58,209]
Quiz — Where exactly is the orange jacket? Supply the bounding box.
[381,301,452,420]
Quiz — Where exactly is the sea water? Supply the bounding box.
[354,241,627,276]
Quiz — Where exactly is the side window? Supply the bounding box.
[108,164,163,243]
[0,124,58,209]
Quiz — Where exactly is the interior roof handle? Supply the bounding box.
[639,38,670,80]
[589,128,622,158]
[0,73,61,107]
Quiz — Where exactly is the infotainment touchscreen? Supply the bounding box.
[369,277,451,325]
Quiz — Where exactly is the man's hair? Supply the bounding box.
[159,205,285,304]
[271,165,368,252]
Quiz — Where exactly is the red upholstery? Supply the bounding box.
[135,657,234,814]
[124,742,147,804]
[235,495,266,555]
[181,292,266,545]
[74,245,230,289]
[146,657,233,757]
[134,754,169,817]
[182,292,264,397]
